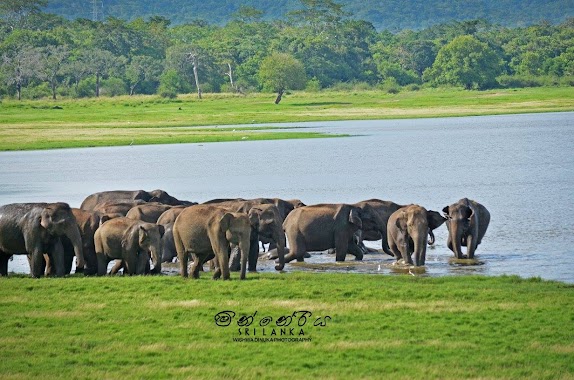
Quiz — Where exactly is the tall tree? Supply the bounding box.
[258,52,306,104]
[35,45,70,100]
[0,0,47,30]
[1,46,39,100]
[424,35,503,89]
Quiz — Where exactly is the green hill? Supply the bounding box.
[43,0,573,30]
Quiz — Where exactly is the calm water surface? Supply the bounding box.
[1,112,573,282]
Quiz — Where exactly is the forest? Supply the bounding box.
[43,0,573,31]
[1,0,573,101]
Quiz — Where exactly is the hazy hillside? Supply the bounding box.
[44,0,573,30]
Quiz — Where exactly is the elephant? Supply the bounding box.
[172,205,257,280]
[81,189,191,211]
[126,203,177,223]
[204,200,286,272]
[282,203,383,263]
[442,198,490,259]
[60,208,102,275]
[93,200,147,217]
[0,203,84,277]
[156,206,189,225]
[352,199,405,255]
[387,204,446,266]
[94,217,164,276]
[159,222,177,263]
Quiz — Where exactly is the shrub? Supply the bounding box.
[100,77,128,97]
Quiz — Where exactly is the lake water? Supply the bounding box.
[1,112,573,283]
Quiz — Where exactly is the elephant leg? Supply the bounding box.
[335,235,349,262]
[284,233,305,263]
[178,249,190,278]
[0,252,10,276]
[467,235,476,259]
[95,253,109,276]
[29,253,46,278]
[110,259,124,275]
[48,240,66,277]
[190,253,202,279]
[347,241,364,261]
[248,232,259,272]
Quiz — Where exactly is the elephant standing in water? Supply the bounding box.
[283,203,384,262]
[387,205,446,266]
[94,217,164,275]
[442,198,490,259]
[173,205,256,280]
[0,203,84,277]
[352,199,405,255]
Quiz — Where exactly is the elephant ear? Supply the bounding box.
[138,225,149,246]
[247,209,261,229]
[121,225,140,255]
[427,210,447,231]
[464,206,474,220]
[157,224,165,238]
[348,208,362,229]
[219,213,234,233]
[442,206,450,218]
[394,211,409,239]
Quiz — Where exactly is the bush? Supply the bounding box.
[305,77,322,92]
[100,77,128,97]
[25,83,52,100]
[379,78,400,94]
[74,77,96,98]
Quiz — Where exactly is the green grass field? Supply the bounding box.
[0,273,572,379]
[1,87,572,151]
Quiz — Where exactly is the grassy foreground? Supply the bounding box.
[1,87,573,151]
[0,273,573,379]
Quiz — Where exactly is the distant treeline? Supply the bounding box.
[43,0,574,31]
[1,0,573,100]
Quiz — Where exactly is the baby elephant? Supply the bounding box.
[94,217,164,276]
[387,205,446,266]
[442,198,490,259]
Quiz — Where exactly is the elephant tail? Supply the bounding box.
[427,229,435,246]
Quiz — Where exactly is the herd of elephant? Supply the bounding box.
[0,189,490,279]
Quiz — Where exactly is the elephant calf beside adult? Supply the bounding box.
[442,198,490,259]
[0,203,84,277]
[387,204,446,267]
[94,217,164,276]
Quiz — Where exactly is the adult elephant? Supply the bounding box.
[156,206,189,225]
[352,199,405,255]
[81,189,190,211]
[0,203,84,277]
[442,198,490,259]
[282,203,382,263]
[126,203,176,224]
[159,222,177,263]
[61,208,102,275]
[387,204,446,266]
[94,217,164,276]
[92,200,146,217]
[173,205,256,280]
[204,200,286,272]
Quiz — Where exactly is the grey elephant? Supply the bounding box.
[173,205,256,280]
[442,198,490,259]
[156,206,189,225]
[352,199,405,255]
[60,208,103,275]
[202,199,286,272]
[126,203,176,223]
[282,203,384,263]
[0,203,84,277]
[81,189,191,211]
[94,217,164,276]
[387,204,446,266]
[159,222,177,263]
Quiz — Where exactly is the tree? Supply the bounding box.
[83,48,124,97]
[0,0,47,30]
[1,46,39,100]
[258,52,306,104]
[35,45,70,100]
[424,35,503,89]
[125,55,162,95]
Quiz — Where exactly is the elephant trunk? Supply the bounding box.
[450,222,465,259]
[149,243,162,274]
[412,229,428,267]
[65,223,85,272]
[273,231,286,271]
[238,238,250,280]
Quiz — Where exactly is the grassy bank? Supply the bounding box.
[0,273,572,379]
[0,87,573,151]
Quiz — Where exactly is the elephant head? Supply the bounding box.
[220,211,254,280]
[148,189,182,206]
[122,222,164,274]
[40,203,85,272]
[442,198,489,259]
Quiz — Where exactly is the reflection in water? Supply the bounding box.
[1,113,573,282]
